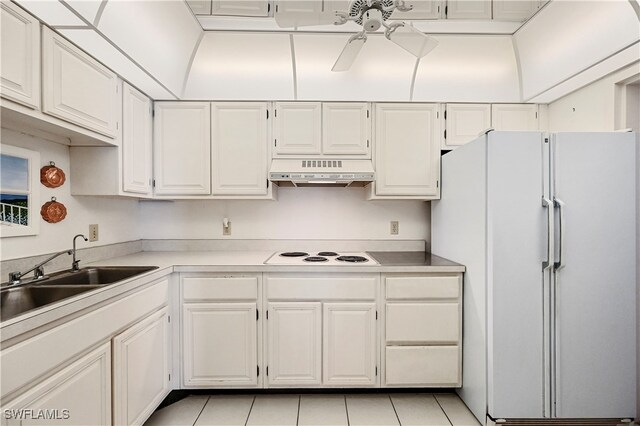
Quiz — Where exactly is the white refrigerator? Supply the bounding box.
[431,131,637,423]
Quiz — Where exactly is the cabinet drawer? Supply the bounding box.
[182,276,258,301]
[386,303,459,344]
[385,346,459,386]
[266,275,377,300]
[386,275,459,300]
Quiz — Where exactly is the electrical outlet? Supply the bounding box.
[89,224,99,242]
[223,221,231,236]
[390,221,399,235]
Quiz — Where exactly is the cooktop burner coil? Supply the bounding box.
[336,255,368,263]
[280,252,309,257]
[317,251,338,256]
[304,256,329,262]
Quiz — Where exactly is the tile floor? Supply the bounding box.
[144,393,481,426]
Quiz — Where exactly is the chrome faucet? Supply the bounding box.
[72,234,88,271]
[7,234,89,285]
[8,249,72,285]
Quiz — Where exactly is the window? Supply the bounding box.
[0,144,40,237]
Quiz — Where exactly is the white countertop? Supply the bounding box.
[1,250,464,343]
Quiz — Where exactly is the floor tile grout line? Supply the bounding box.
[244,395,257,426]
[344,395,350,426]
[296,394,301,426]
[192,395,211,426]
[388,394,402,426]
[433,394,454,426]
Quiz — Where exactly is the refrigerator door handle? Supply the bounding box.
[553,198,565,270]
[542,197,553,270]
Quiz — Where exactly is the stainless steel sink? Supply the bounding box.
[1,285,101,322]
[43,266,158,286]
[1,266,158,322]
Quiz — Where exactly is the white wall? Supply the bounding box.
[0,129,140,260]
[139,188,430,242]
[548,63,639,131]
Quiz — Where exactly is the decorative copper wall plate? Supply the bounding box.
[40,162,66,188]
[41,197,67,223]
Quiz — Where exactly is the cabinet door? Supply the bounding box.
[392,0,442,19]
[3,343,111,426]
[211,102,268,195]
[445,0,491,19]
[187,0,212,14]
[386,346,460,386]
[491,104,539,131]
[183,303,258,387]
[267,302,322,386]
[122,83,152,195]
[212,0,269,16]
[273,102,322,156]
[323,303,376,386]
[113,308,170,426]
[444,104,491,148]
[0,2,40,109]
[154,102,211,195]
[322,103,371,157]
[493,0,539,21]
[42,27,119,138]
[374,103,440,197]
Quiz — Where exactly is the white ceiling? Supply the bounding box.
[15,0,640,103]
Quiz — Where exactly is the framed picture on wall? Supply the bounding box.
[0,144,40,237]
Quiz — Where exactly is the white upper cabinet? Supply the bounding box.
[153,102,211,195]
[392,0,442,19]
[187,0,212,14]
[122,83,152,195]
[273,102,322,156]
[491,104,539,131]
[113,308,170,426]
[212,0,270,16]
[492,0,539,21]
[444,104,491,149]
[322,103,371,157]
[211,102,269,196]
[373,103,441,198]
[0,2,40,109]
[445,0,492,19]
[41,27,119,138]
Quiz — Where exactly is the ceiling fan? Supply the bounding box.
[274,0,439,72]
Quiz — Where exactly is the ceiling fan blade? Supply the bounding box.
[387,24,438,58]
[331,36,366,72]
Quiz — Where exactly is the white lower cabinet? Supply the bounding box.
[323,303,376,386]
[2,342,112,426]
[383,274,463,387]
[113,307,171,426]
[181,274,260,387]
[267,302,322,386]
[265,274,379,388]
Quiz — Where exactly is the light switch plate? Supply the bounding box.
[390,221,399,235]
[89,224,99,242]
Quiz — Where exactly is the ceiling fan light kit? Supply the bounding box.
[275,0,439,72]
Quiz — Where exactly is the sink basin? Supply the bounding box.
[42,266,158,286]
[1,285,101,322]
[1,266,158,322]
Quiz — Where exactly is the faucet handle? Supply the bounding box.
[34,266,45,278]
[9,271,22,283]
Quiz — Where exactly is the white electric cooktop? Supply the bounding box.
[265,251,378,265]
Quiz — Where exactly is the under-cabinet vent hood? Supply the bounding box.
[269,159,374,187]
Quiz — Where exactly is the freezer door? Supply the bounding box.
[551,132,637,418]
[486,131,549,418]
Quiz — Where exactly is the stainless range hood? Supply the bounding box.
[269,159,375,187]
